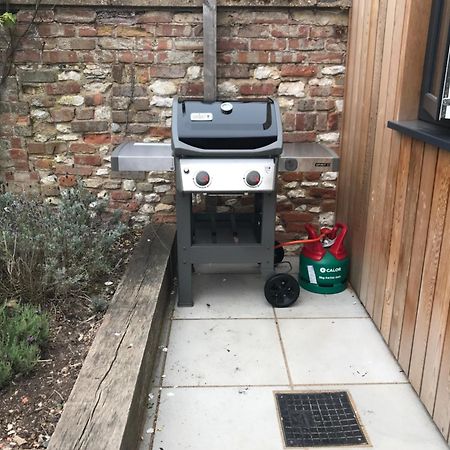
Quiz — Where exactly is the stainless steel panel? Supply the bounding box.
[177,158,277,192]
[111,142,174,172]
[279,143,340,172]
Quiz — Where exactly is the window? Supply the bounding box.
[419,0,450,127]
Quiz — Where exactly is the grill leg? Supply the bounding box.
[176,191,194,306]
[260,192,276,279]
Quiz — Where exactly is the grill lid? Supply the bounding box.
[172,97,283,157]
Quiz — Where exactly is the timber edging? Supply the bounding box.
[47,223,176,450]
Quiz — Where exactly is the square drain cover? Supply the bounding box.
[276,391,368,447]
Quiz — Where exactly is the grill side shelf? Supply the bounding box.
[111,142,174,172]
[279,143,340,172]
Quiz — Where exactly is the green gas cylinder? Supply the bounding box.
[299,223,350,294]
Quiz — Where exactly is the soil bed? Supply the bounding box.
[0,228,143,450]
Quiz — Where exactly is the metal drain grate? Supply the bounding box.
[275,391,368,447]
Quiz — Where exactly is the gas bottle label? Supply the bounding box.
[319,267,342,273]
[307,265,318,284]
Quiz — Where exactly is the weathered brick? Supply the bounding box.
[19,69,58,84]
[58,174,78,187]
[308,187,336,199]
[76,108,95,120]
[155,24,191,37]
[250,39,286,51]
[58,38,96,50]
[84,134,111,145]
[51,107,75,122]
[9,149,28,161]
[309,85,332,97]
[296,112,316,131]
[38,23,75,37]
[149,65,185,78]
[34,158,54,170]
[281,172,303,182]
[240,83,277,96]
[17,10,54,23]
[111,190,132,201]
[70,143,96,154]
[308,52,344,63]
[122,51,155,64]
[55,164,93,176]
[99,38,134,50]
[46,82,81,96]
[14,51,41,63]
[74,154,102,166]
[283,131,316,143]
[271,25,310,38]
[179,82,203,97]
[71,121,109,133]
[237,52,270,64]
[55,8,97,23]
[218,65,250,79]
[217,38,248,51]
[116,25,148,38]
[315,99,335,110]
[174,39,203,51]
[137,38,173,51]
[281,65,316,77]
[43,51,79,64]
[28,142,64,155]
[137,12,173,23]
[78,26,96,37]
[85,94,104,106]
[285,223,308,233]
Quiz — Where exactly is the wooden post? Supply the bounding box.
[203,0,217,102]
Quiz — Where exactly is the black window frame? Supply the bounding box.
[419,0,450,128]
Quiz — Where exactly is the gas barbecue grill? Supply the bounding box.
[112,96,339,308]
[172,97,282,306]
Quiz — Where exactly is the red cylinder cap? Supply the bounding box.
[328,223,348,260]
[301,224,326,261]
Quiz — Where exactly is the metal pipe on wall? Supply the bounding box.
[203,0,217,102]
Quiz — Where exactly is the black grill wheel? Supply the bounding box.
[264,273,300,308]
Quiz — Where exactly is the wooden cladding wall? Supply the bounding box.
[337,0,450,442]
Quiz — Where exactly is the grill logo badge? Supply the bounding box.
[190,112,213,121]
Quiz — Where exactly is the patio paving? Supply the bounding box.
[140,261,449,450]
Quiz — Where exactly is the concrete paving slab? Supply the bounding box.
[163,319,289,386]
[173,273,275,319]
[153,387,286,450]
[279,318,407,384]
[275,286,368,319]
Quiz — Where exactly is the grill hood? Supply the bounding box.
[172,97,283,157]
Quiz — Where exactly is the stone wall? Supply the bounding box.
[0,3,349,239]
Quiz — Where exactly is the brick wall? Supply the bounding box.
[0,4,349,238]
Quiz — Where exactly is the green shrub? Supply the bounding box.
[0,304,49,388]
[0,188,125,305]
[0,359,12,387]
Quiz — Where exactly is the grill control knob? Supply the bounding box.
[195,171,210,187]
[245,170,261,187]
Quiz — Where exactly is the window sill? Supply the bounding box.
[387,120,450,151]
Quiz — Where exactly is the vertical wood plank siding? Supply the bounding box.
[337,0,450,441]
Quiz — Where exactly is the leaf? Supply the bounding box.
[0,12,17,27]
